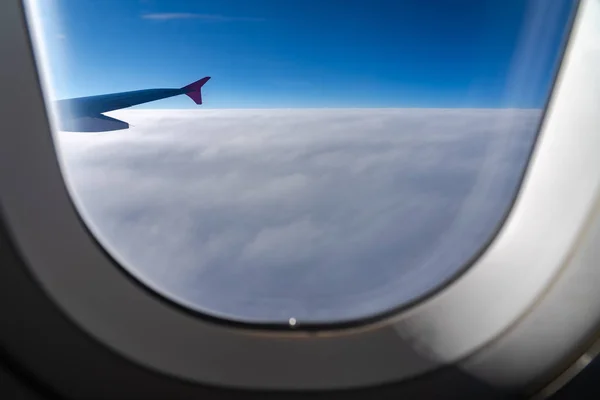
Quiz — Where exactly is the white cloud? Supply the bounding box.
[54,108,542,323]
[141,13,263,22]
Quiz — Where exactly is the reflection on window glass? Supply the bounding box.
[25,0,576,324]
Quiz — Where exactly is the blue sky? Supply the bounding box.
[33,0,575,109]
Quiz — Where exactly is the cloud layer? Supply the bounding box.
[141,13,264,22]
[55,108,542,323]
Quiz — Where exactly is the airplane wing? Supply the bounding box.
[54,77,210,132]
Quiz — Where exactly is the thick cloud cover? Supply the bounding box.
[55,108,542,323]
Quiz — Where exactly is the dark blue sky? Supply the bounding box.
[33,0,575,109]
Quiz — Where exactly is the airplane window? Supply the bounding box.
[24,0,577,325]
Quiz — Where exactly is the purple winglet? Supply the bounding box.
[182,77,211,105]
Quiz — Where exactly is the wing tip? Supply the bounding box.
[183,76,210,105]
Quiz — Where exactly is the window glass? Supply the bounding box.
[25,0,577,324]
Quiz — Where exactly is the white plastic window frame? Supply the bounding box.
[1,0,600,393]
